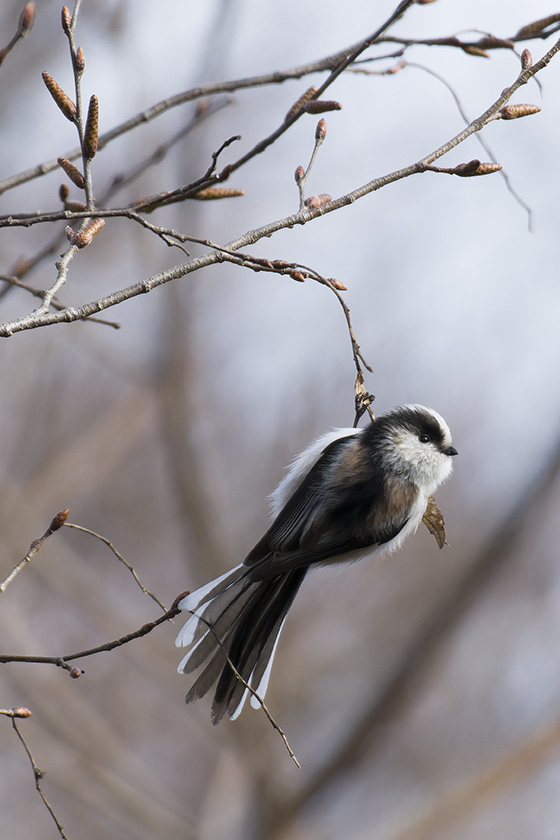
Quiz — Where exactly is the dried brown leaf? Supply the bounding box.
[422,496,447,549]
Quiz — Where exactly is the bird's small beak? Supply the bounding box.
[444,445,458,457]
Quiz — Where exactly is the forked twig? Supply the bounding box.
[11,717,69,840]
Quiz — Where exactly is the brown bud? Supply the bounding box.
[294,165,305,184]
[18,2,36,36]
[454,159,481,175]
[83,95,98,159]
[289,270,306,283]
[500,103,541,120]
[69,667,82,679]
[42,71,76,122]
[191,187,245,200]
[57,157,85,189]
[476,36,515,50]
[521,49,533,70]
[75,46,85,72]
[315,118,327,143]
[454,160,502,176]
[285,85,318,121]
[328,278,348,291]
[65,225,75,240]
[61,5,72,33]
[75,218,105,248]
[64,200,87,212]
[11,706,32,718]
[59,183,69,202]
[304,193,332,208]
[48,509,70,533]
[473,163,503,175]
[303,100,342,114]
[272,259,292,269]
[171,590,191,610]
[461,45,490,58]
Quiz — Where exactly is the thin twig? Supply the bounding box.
[63,522,167,612]
[0,33,558,336]
[0,6,415,197]
[0,605,180,668]
[0,509,69,594]
[0,274,120,327]
[184,608,300,767]
[11,717,69,840]
[0,3,35,68]
[406,61,534,227]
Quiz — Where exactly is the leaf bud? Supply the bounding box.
[315,118,327,143]
[304,193,332,208]
[12,706,32,718]
[19,2,36,36]
[500,103,541,120]
[61,6,72,33]
[328,278,348,291]
[289,270,305,282]
[521,49,533,70]
[304,100,342,114]
[75,46,85,73]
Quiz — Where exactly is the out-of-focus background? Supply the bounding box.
[1,1,560,838]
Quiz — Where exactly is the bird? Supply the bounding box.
[175,404,457,723]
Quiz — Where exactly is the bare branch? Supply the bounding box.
[63,522,167,612]
[11,717,69,840]
[0,3,36,67]
[0,605,180,669]
[0,510,69,594]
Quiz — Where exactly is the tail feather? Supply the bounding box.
[176,564,306,722]
[212,571,305,722]
[179,580,255,675]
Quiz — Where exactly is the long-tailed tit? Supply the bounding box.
[176,404,457,723]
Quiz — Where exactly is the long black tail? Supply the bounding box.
[176,564,306,723]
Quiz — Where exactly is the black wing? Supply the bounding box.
[244,433,413,579]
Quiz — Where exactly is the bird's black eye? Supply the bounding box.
[419,434,431,444]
